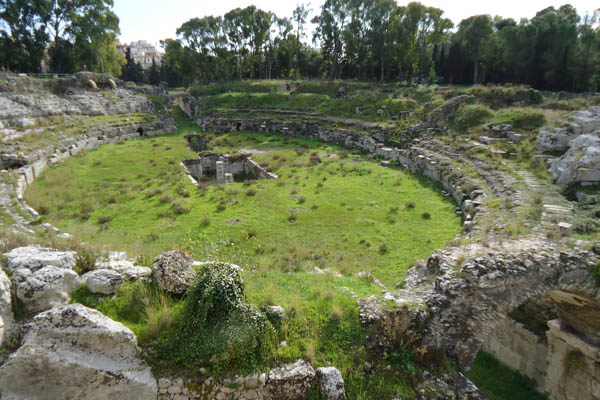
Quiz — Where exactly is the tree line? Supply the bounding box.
[2,1,599,92]
[164,1,599,91]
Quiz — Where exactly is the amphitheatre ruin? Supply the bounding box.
[0,3,599,400]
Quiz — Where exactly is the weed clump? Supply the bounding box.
[422,212,432,219]
[74,247,97,275]
[246,189,257,197]
[97,215,113,224]
[171,202,190,215]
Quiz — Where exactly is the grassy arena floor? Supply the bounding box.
[25,110,461,398]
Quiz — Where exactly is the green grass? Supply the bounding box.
[467,351,547,400]
[450,104,494,132]
[26,110,460,288]
[490,108,546,131]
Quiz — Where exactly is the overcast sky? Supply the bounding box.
[114,0,599,50]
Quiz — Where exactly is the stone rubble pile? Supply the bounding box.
[157,360,346,400]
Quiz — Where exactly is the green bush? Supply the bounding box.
[452,104,494,132]
[469,85,543,108]
[491,108,546,130]
[152,263,275,374]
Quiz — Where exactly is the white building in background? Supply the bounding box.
[117,40,163,69]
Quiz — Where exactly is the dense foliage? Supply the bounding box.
[0,0,124,75]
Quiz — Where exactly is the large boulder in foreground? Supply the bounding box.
[0,269,13,346]
[14,266,80,313]
[549,134,600,184]
[153,250,195,294]
[0,304,157,400]
[3,246,76,272]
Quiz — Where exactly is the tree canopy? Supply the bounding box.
[0,0,124,75]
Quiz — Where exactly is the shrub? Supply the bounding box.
[97,215,113,224]
[491,108,546,130]
[159,195,172,204]
[201,218,211,227]
[309,156,321,165]
[378,243,389,254]
[74,248,97,275]
[175,185,190,198]
[146,189,162,198]
[216,204,226,212]
[296,195,306,204]
[38,205,49,215]
[288,213,297,223]
[311,204,319,210]
[452,104,493,131]
[171,202,190,215]
[422,212,432,219]
[245,229,257,239]
[246,189,257,197]
[158,263,275,374]
[406,202,416,209]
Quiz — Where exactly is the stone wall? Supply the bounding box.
[545,319,600,400]
[481,316,548,385]
[157,360,345,400]
[482,315,600,400]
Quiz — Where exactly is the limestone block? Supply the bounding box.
[0,269,13,346]
[15,265,80,313]
[0,304,157,399]
[549,134,600,184]
[266,360,316,400]
[316,367,346,400]
[3,246,76,272]
[83,269,124,295]
[153,250,196,294]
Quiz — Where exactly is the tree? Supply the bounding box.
[120,47,145,83]
[0,0,49,72]
[455,15,493,84]
[148,58,161,85]
[0,0,122,74]
[366,0,396,81]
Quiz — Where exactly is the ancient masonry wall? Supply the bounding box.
[481,316,600,400]
[183,154,277,184]
[481,316,548,386]
[191,114,484,232]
